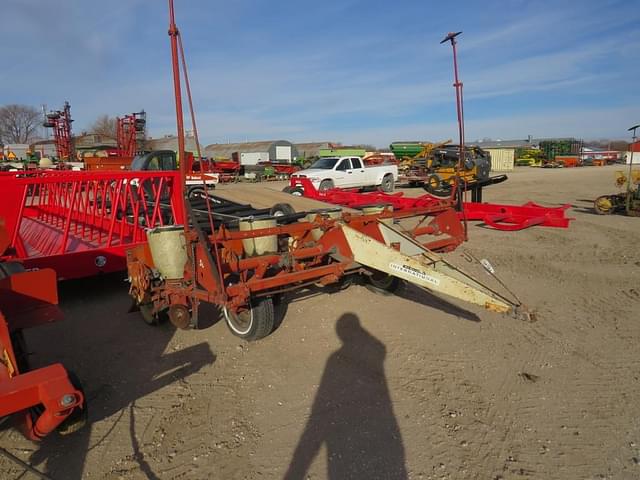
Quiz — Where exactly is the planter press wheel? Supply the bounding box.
[139,300,169,326]
[365,270,402,296]
[223,297,275,341]
[594,195,614,215]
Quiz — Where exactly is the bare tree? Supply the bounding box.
[89,114,117,139]
[0,104,41,144]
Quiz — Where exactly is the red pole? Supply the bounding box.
[168,0,188,231]
[441,31,468,239]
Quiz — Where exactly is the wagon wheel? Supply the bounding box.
[594,195,614,215]
[223,297,275,341]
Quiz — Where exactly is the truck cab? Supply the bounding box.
[130,150,178,172]
[292,156,398,192]
[130,150,218,198]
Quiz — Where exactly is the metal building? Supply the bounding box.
[204,140,298,165]
[145,136,203,155]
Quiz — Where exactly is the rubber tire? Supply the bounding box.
[270,203,296,217]
[594,195,614,215]
[319,179,334,191]
[423,174,441,193]
[224,297,275,341]
[380,174,395,192]
[365,271,402,296]
[188,187,207,200]
[423,174,450,197]
[282,186,304,196]
[56,370,88,435]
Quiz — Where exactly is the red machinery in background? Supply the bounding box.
[43,101,74,162]
[116,111,147,157]
[285,177,573,231]
[0,220,85,441]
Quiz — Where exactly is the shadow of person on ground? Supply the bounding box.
[284,313,407,480]
[21,273,216,480]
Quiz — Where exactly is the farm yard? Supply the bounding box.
[1,165,639,479]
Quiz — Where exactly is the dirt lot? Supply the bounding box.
[2,165,640,480]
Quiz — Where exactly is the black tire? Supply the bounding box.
[270,203,296,217]
[423,173,442,193]
[365,271,402,296]
[325,274,355,294]
[594,195,614,215]
[282,186,304,196]
[319,179,334,191]
[223,297,275,341]
[423,174,451,197]
[380,174,395,192]
[56,370,88,435]
[188,187,207,200]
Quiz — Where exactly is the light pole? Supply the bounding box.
[626,124,639,213]
[441,31,467,237]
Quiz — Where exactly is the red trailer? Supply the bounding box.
[0,170,185,280]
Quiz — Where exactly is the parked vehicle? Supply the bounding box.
[289,156,398,192]
[86,149,218,197]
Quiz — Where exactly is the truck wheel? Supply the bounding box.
[380,174,395,192]
[224,297,275,341]
[319,179,334,191]
[270,203,295,217]
[365,271,401,295]
[282,186,304,196]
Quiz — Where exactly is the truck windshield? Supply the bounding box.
[309,158,339,169]
[131,155,145,171]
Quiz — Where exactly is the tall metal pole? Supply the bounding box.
[627,124,639,213]
[168,0,188,227]
[441,31,467,237]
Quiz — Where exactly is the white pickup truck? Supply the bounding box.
[291,156,398,192]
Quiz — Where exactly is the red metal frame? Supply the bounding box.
[116,111,146,157]
[43,102,74,162]
[0,170,185,279]
[288,177,573,231]
[0,254,83,440]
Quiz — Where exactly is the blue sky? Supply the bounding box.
[1,0,638,147]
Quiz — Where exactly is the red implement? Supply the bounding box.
[287,177,573,231]
[0,170,185,279]
[0,226,84,440]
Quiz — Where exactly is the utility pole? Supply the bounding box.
[441,31,467,237]
[626,124,639,213]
